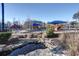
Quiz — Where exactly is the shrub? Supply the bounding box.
[0,32,12,44]
[67,33,79,56]
[46,27,58,38]
[59,32,79,56]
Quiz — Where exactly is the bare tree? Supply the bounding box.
[73,11,79,29]
[73,11,79,21]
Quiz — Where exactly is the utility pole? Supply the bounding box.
[1,3,4,32]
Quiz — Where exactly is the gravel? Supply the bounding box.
[26,48,53,56]
[25,46,66,56]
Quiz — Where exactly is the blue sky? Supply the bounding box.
[0,3,79,23]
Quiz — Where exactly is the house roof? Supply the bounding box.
[10,24,21,29]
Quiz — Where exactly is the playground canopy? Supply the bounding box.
[32,23,42,26]
[48,20,67,24]
[32,20,42,26]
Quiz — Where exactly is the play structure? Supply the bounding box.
[48,20,67,31]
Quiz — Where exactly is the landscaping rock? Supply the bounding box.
[9,42,46,56]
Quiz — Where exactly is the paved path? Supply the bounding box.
[54,30,79,34]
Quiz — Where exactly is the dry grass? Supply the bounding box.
[59,31,79,56]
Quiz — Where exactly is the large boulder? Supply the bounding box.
[9,42,46,56]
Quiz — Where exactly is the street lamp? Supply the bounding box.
[1,3,4,32]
